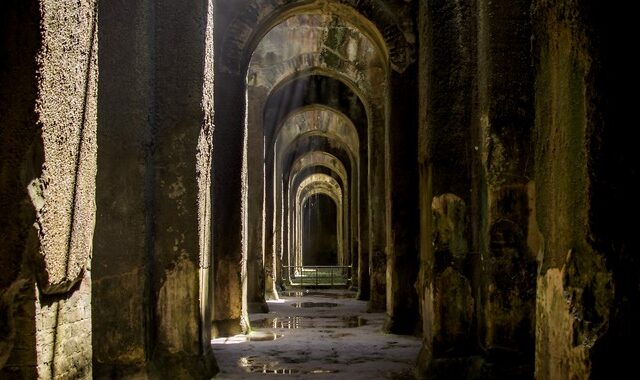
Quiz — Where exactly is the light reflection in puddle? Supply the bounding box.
[305,291,356,299]
[239,356,338,375]
[291,302,339,308]
[280,291,305,297]
[211,332,282,345]
[247,331,283,341]
[251,315,367,329]
[279,290,357,299]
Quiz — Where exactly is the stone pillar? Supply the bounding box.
[1,0,97,378]
[93,0,152,375]
[357,148,370,300]
[368,106,388,312]
[532,1,637,378]
[96,0,218,377]
[263,154,279,300]
[385,67,420,334]
[212,70,249,336]
[476,0,536,376]
[246,86,268,313]
[151,0,217,376]
[416,0,477,377]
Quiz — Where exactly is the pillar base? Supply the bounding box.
[384,310,420,335]
[212,318,244,337]
[94,350,218,380]
[265,289,280,301]
[417,351,532,380]
[248,301,269,313]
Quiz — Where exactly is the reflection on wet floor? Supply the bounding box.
[279,290,356,299]
[291,301,338,308]
[212,289,421,378]
[247,331,283,341]
[251,315,367,329]
[239,356,338,375]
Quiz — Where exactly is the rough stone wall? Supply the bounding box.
[35,271,92,379]
[1,0,97,378]
[33,0,98,296]
[532,1,637,378]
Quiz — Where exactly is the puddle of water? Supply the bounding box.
[280,291,305,297]
[251,315,367,329]
[305,291,356,299]
[239,356,338,375]
[247,331,283,341]
[279,290,357,299]
[340,316,367,327]
[291,302,339,308]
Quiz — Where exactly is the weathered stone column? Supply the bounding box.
[416,0,477,377]
[93,0,152,375]
[368,105,388,312]
[212,70,249,336]
[357,147,370,300]
[385,66,420,334]
[476,0,536,376]
[151,0,217,376]
[246,85,269,313]
[263,153,279,300]
[2,1,97,378]
[532,1,637,378]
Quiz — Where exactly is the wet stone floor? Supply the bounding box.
[211,289,421,379]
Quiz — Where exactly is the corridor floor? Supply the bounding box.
[212,289,421,379]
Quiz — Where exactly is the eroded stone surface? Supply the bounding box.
[34,0,98,295]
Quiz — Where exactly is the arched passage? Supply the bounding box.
[212,0,414,339]
[301,194,339,266]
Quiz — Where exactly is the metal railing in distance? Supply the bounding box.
[283,265,351,287]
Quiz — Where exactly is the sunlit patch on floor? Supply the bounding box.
[211,335,249,345]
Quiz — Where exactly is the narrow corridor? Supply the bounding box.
[2,1,636,379]
[212,289,420,379]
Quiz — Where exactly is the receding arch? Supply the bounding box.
[262,74,370,148]
[274,106,360,155]
[293,173,344,279]
[271,108,358,287]
[289,161,351,272]
[218,0,414,74]
[300,193,339,266]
